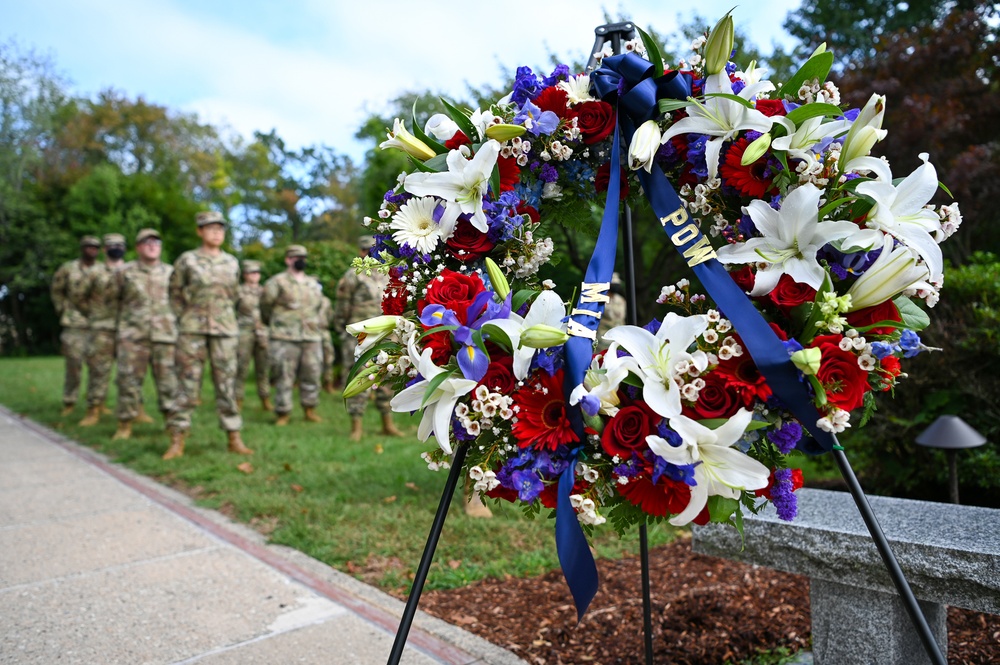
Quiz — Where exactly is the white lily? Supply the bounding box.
[569,343,633,417]
[838,93,887,170]
[771,115,851,163]
[660,72,775,179]
[389,340,477,454]
[346,315,402,356]
[402,140,501,233]
[481,290,566,380]
[716,183,859,296]
[424,114,459,141]
[647,409,770,526]
[603,313,709,419]
[849,153,944,282]
[846,234,932,311]
[629,119,662,173]
[379,118,436,161]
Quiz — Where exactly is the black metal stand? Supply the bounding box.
[386,444,468,665]
[832,446,947,665]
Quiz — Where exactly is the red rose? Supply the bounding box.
[534,86,569,118]
[568,100,616,144]
[445,131,471,150]
[729,266,756,293]
[382,273,408,315]
[594,161,630,196]
[810,334,871,411]
[497,155,520,191]
[845,301,902,336]
[769,274,817,315]
[682,371,742,420]
[421,329,453,366]
[601,402,658,458]
[446,219,495,263]
[755,99,787,117]
[478,355,515,394]
[419,269,486,322]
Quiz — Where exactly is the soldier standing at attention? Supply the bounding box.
[235,260,272,412]
[163,211,252,460]
[112,229,179,440]
[79,233,128,427]
[52,235,101,417]
[260,245,324,426]
[334,236,402,441]
[318,294,336,394]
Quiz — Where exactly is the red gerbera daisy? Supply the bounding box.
[618,474,692,517]
[512,370,576,451]
[716,351,773,405]
[720,137,776,198]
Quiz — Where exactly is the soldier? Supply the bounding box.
[163,211,251,460]
[52,235,100,417]
[79,233,128,427]
[334,236,402,441]
[318,295,336,394]
[597,272,627,351]
[260,245,324,425]
[235,260,272,412]
[111,229,180,440]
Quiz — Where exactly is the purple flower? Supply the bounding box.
[512,469,545,502]
[543,64,570,87]
[538,163,559,183]
[514,100,559,136]
[511,66,541,106]
[769,421,803,455]
[770,468,799,521]
[686,135,709,178]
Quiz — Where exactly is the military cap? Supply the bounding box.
[285,244,308,258]
[80,235,101,248]
[242,259,262,273]
[103,233,126,246]
[195,210,226,227]
[136,228,161,244]
[358,235,376,250]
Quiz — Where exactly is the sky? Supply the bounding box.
[4,0,801,163]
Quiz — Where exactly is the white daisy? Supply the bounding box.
[389,197,453,254]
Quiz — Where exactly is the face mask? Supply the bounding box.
[106,247,126,260]
[293,258,307,271]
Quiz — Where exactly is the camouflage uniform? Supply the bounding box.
[115,248,179,422]
[261,256,324,415]
[235,265,269,404]
[318,296,335,387]
[168,247,242,433]
[51,241,99,407]
[334,264,391,417]
[83,238,127,409]
[597,294,627,351]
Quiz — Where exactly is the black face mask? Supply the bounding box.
[106,247,126,260]
[293,258,307,271]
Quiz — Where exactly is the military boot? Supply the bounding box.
[261,396,273,412]
[464,486,493,519]
[163,429,186,460]
[111,420,133,440]
[349,417,363,442]
[60,404,75,417]
[134,405,155,424]
[78,406,101,427]
[227,431,253,455]
[275,413,290,426]
[303,407,323,423]
[381,413,403,437]
[100,404,113,416]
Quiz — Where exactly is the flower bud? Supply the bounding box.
[519,324,569,349]
[838,94,887,170]
[485,123,527,141]
[483,257,511,299]
[790,347,822,376]
[628,119,661,173]
[380,118,436,161]
[704,13,734,76]
[741,132,772,166]
[342,372,377,399]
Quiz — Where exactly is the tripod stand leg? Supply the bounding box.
[386,444,469,665]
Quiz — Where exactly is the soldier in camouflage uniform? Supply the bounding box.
[319,295,336,393]
[235,260,272,412]
[51,235,101,417]
[78,233,128,427]
[334,236,401,441]
[261,245,324,425]
[163,211,252,459]
[111,229,180,440]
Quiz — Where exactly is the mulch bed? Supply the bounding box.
[421,537,1000,664]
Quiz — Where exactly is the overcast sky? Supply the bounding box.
[5,0,801,162]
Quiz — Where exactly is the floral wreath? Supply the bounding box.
[345,14,961,615]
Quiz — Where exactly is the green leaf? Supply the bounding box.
[698,418,770,431]
[776,50,834,100]
[407,155,437,173]
[893,296,930,331]
[706,495,740,524]
[784,102,846,128]
[345,341,398,387]
[424,153,449,172]
[816,195,854,221]
[490,162,501,198]
[636,25,664,78]
[799,273,834,344]
[411,101,448,155]
[938,181,954,198]
[439,97,480,143]
[658,98,694,114]
[511,289,538,312]
[421,370,454,408]
[703,92,754,109]
[480,322,513,352]
[858,391,878,428]
[415,324,459,340]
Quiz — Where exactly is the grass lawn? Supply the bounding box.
[0,356,678,594]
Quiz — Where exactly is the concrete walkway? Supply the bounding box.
[0,406,526,665]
